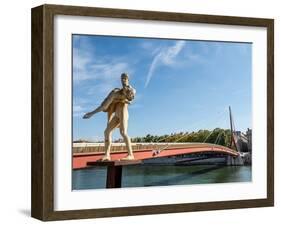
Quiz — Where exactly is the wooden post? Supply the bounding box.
[106,165,122,188]
[87,160,142,188]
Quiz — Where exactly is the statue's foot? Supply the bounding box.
[83,112,93,119]
[120,155,135,161]
[100,155,111,161]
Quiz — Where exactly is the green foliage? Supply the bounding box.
[131,128,232,147]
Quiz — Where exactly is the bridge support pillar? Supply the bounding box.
[226,155,243,166]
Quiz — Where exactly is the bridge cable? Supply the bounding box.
[202,111,229,144]
[214,130,224,144]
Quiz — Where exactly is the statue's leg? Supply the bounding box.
[101,92,119,111]
[119,108,134,160]
[102,115,120,161]
[83,105,103,119]
[83,92,119,119]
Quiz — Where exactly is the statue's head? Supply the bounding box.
[121,73,135,101]
[121,73,129,86]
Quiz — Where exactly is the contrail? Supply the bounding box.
[145,40,185,88]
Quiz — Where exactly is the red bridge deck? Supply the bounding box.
[73,143,238,169]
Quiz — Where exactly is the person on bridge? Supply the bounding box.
[83,73,136,161]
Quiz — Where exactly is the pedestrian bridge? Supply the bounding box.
[73,142,239,169]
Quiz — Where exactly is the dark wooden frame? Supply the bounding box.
[31,4,274,221]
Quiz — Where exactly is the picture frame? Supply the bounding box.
[31,4,274,221]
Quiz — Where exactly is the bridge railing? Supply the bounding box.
[72,142,235,154]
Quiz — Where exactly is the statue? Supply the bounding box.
[83,73,136,161]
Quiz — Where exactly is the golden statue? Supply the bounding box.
[83,73,136,161]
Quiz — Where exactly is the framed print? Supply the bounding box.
[31,4,274,221]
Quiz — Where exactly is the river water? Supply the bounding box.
[72,165,252,190]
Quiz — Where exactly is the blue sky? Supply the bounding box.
[72,35,252,141]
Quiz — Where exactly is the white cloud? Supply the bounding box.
[73,47,92,72]
[73,40,133,88]
[145,40,185,87]
[73,105,85,117]
[73,40,134,114]
[89,62,131,82]
[73,105,83,112]
[73,44,132,83]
